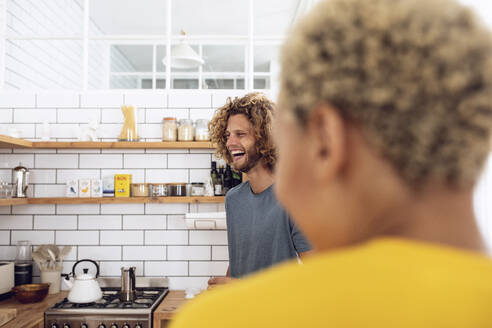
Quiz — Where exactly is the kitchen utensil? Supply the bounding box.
[64,259,103,303]
[120,266,136,301]
[0,262,14,296]
[31,253,46,271]
[46,249,56,269]
[58,245,72,263]
[41,269,62,294]
[0,309,16,326]
[12,283,49,303]
[12,164,29,198]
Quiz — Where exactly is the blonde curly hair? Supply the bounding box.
[209,92,277,171]
[280,0,492,186]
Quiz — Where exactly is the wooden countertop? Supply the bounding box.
[0,291,68,328]
[153,290,188,327]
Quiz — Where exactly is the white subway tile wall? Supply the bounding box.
[0,92,232,289]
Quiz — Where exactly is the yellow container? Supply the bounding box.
[114,174,132,197]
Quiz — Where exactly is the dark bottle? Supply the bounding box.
[216,164,224,196]
[223,164,234,194]
[211,161,222,196]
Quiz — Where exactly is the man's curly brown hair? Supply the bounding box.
[280,0,492,187]
[209,92,277,171]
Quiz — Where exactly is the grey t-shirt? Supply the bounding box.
[226,182,312,278]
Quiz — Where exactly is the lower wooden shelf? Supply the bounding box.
[0,196,224,206]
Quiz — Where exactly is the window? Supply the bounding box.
[1,0,310,91]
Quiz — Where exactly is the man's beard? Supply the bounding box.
[233,147,261,173]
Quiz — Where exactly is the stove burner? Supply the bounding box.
[50,287,168,310]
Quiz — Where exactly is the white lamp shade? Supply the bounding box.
[163,43,204,69]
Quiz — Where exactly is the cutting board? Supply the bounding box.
[0,309,16,327]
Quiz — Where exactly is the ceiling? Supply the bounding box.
[89,0,309,72]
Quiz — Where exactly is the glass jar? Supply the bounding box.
[178,119,194,141]
[194,119,210,141]
[151,184,168,197]
[15,240,32,286]
[131,183,149,197]
[162,117,177,141]
[191,182,205,196]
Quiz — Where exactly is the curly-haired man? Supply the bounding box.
[172,0,492,326]
[207,92,312,287]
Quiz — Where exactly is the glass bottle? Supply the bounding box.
[178,119,194,141]
[223,164,233,194]
[14,240,32,286]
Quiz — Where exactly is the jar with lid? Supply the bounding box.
[194,119,210,141]
[162,117,177,141]
[178,119,194,141]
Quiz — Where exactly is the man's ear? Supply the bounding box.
[307,104,347,183]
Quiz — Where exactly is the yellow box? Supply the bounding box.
[114,174,132,197]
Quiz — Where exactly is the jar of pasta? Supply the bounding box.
[194,119,210,141]
[178,119,194,141]
[162,117,177,141]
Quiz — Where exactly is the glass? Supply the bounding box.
[254,45,280,73]
[118,106,139,141]
[254,0,298,36]
[172,0,248,36]
[203,45,245,72]
[178,119,194,141]
[0,182,13,198]
[111,45,153,73]
[15,240,32,286]
[162,117,178,141]
[89,0,166,35]
[194,119,210,141]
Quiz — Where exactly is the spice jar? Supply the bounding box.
[194,119,210,141]
[162,117,177,141]
[178,119,194,141]
[151,183,168,197]
[131,183,149,197]
[191,182,205,196]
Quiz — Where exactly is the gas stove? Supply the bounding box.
[45,287,169,328]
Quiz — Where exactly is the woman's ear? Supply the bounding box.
[307,104,347,183]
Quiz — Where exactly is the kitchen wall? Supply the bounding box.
[0,90,254,290]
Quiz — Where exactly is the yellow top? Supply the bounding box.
[170,238,492,328]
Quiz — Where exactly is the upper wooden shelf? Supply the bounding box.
[0,135,215,149]
[0,196,225,206]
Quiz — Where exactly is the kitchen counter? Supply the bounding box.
[0,291,68,328]
[153,290,188,328]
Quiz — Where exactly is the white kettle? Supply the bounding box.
[64,259,103,303]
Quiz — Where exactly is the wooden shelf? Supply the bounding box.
[0,198,29,206]
[0,135,32,148]
[0,196,224,206]
[0,135,215,149]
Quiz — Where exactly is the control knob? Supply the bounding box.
[98,324,106,328]
[135,324,143,328]
[121,324,130,328]
[80,324,88,328]
[63,324,71,328]
[50,324,58,328]
[110,324,118,328]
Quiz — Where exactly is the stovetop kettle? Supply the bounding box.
[64,259,103,303]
